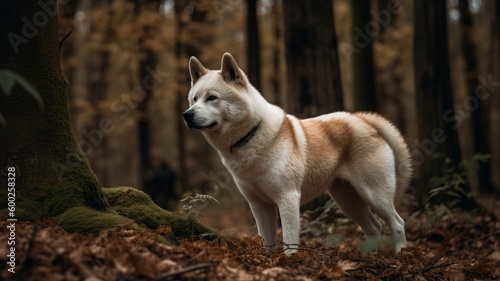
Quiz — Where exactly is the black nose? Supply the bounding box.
[183,110,194,123]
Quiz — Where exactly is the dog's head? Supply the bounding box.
[182,53,252,131]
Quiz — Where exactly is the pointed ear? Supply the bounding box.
[220,53,246,87]
[189,56,208,86]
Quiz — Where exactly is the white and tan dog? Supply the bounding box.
[183,53,412,254]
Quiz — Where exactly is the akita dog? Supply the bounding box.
[183,53,412,254]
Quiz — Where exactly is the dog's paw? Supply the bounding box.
[284,244,299,255]
[394,241,407,253]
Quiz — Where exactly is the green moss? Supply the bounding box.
[104,186,155,207]
[2,185,215,240]
[55,206,133,235]
[0,191,42,221]
[16,198,43,220]
[43,182,85,217]
[103,187,215,238]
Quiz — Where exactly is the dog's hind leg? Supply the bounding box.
[328,180,382,239]
[366,197,406,252]
[347,176,407,253]
[248,200,278,250]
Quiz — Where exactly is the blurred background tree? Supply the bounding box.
[351,0,377,111]
[413,0,464,208]
[282,0,343,117]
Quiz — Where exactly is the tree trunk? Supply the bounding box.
[491,1,500,194]
[376,0,397,35]
[247,0,261,90]
[0,0,108,219]
[458,0,493,194]
[174,0,215,192]
[271,0,283,106]
[413,0,472,208]
[136,0,160,189]
[0,0,211,237]
[87,0,110,185]
[282,0,343,118]
[352,0,377,111]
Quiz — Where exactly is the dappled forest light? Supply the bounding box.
[0,0,499,280]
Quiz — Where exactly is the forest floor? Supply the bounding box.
[1,200,499,281]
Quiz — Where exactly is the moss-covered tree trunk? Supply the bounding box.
[0,0,211,237]
[0,0,108,220]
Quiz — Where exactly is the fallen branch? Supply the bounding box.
[157,262,216,280]
[424,262,460,272]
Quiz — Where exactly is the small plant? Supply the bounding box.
[180,192,220,219]
[300,198,346,238]
[416,153,489,229]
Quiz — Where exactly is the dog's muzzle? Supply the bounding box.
[182,110,217,129]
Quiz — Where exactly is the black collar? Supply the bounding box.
[230,122,261,153]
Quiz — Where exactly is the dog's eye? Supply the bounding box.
[193,97,198,102]
[206,95,218,102]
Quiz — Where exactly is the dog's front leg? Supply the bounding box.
[277,191,301,255]
[247,200,278,250]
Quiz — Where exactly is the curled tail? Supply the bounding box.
[355,112,413,204]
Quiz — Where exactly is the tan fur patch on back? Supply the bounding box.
[301,118,353,163]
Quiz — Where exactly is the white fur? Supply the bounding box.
[184,53,412,254]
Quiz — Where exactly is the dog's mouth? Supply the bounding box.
[183,110,218,130]
[187,121,218,130]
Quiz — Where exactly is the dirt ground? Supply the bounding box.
[1,199,499,280]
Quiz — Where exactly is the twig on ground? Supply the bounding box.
[421,251,449,273]
[157,262,216,280]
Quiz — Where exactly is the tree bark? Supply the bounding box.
[136,0,160,189]
[413,0,472,208]
[352,0,377,111]
[86,0,111,185]
[282,0,343,118]
[246,0,261,90]
[0,0,212,237]
[458,0,493,194]
[491,1,500,194]
[271,0,283,106]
